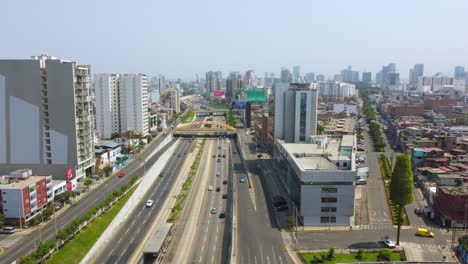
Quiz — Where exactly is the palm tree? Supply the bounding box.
[104,164,113,176]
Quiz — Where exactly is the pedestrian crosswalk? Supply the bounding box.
[357,223,444,231]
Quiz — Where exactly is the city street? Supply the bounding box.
[0,133,176,264]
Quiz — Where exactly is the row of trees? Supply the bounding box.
[227,110,236,127]
[20,175,139,263]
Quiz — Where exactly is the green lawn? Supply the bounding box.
[181,111,195,124]
[301,251,403,263]
[208,100,228,110]
[46,188,136,264]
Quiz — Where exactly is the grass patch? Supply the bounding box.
[181,111,195,124]
[46,187,136,264]
[301,251,404,263]
[227,110,236,127]
[208,100,228,110]
[168,139,206,222]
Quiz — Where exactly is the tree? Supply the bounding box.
[356,249,364,260]
[19,256,35,264]
[390,154,414,245]
[104,164,113,176]
[84,179,93,190]
[377,248,392,261]
[286,216,295,230]
[42,206,55,220]
[0,213,5,228]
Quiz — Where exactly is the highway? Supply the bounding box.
[0,134,177,264]
[187,137,229,264]
[94,139,194,263]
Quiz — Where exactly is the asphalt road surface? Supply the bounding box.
[0,134,177,264]
[188,138,229,264]
[94,140,193,263]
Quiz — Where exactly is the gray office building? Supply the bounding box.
[0,55,95,183]
[275,135,356,227]
[273,83,318,144]
[362,72,372,83]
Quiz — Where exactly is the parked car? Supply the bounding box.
[118,172,125,178]
[383,236,396,248]
[414,208,423,215]
[0,227,16,234]
[356,179,367,185]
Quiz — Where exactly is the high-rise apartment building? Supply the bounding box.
[304,72,315,82]
[409,64,424,87]
[340,66,359,83]
[454,66,466,79]
[376,63,398,87]
[94,74,148,139]
[293,65,301,83]
[205,71,219,97]
[362,72,372,83]
[168,86,181,113]
[273,83,318,144]
[0,55,95,182]
[318,81,356,98]
[280,67,293,83]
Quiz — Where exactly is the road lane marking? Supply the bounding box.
[272,246,277,264]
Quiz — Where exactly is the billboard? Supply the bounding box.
[232,101,246,109]
[214,91,223,97]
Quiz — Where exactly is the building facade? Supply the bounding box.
[318,81,356,98]
[274,135,356,227]
[94,74,149,139]
[0,169,53,223]
[362,72,372,83]
[0,55,94,181]
[273,83,318,144]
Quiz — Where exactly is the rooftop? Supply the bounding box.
[439,186,467,196]
[279,135,353,171]
[0,176,48,190]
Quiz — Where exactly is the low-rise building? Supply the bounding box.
[274,135,356,227]
[323,118,355,135]
[433,186,468,227]
[0,169,53,224]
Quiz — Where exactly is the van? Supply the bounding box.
[416,228,434,237]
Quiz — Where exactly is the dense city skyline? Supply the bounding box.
[1,0,468,79]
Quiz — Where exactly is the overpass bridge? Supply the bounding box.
[196,110,229,117]
[173,121,237,137]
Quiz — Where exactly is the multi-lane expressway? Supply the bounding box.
[0,133,177,264]
[92,139,193,263]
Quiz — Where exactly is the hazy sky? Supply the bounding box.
[1,0,467,79]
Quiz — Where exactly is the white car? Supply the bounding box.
[146,200,154,207]
[208,185,213,191]
[211,207,217,214]
[383,237,396,248]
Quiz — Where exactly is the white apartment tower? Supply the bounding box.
[94,74,149,139]
[0,55,95,182]
[169,87,181,113]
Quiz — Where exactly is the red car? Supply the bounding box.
[118,172,125,178]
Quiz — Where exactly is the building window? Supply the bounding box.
[321,197,337,203]
[321,207,336,213]
[320,216,336,223]
[343,162,347,167]
[299,93,307,141]
[322,187,337,193]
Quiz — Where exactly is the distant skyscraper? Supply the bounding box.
[229,72,242,80]
[362,72,372,83]
[273,83,318,143]
[376,63,398,87]
[293,65,301,83]
[316,74,325,82]
[340,66,359,83]
[245,70,255,86]
[205,71,217,97]
[158,74,165,94]
[409,64,424,87]
[0,55,94,182]
[281,67,293,83]
[454,66,466,79]
[304,72,315,82]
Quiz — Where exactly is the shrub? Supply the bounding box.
[327,247,335,260]
[20,256,35,264]
[377,248,392,261]
[356,249,364,260]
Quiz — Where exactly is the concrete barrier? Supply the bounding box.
[81,137,180,264]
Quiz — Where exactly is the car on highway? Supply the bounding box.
[208,186,213,191]
[217,158,221,162]
[211,207,217,214]
[216,173,221,177]
[0,226,16,234]
[219,211,225,218]
[216,187,221,192]
[239,176,247,183]
[160,172,165,177]
[223,180,227,184]
[383,236,396,248]
[118,172,125,178]
[222,193,228,199]
[212,155,216,158]
[222,154,226,158]
[146,200,154,207]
